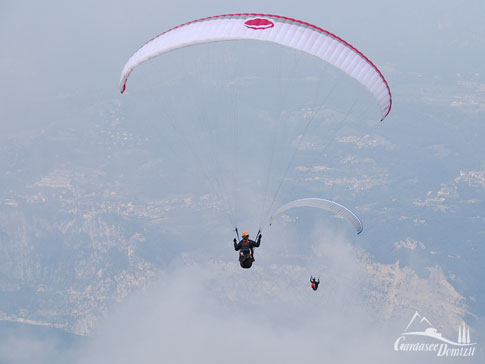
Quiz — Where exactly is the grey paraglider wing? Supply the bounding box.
[271,198,363,234]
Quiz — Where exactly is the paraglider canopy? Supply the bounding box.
[120,13,392,121]
[270,198,363,234]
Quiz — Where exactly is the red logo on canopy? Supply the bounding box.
[244,18,274,30]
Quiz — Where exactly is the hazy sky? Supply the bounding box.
[1,1,485,363]
[2,0,485,135]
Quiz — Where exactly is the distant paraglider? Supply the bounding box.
[310,276,320,291]
[270,198,363,234]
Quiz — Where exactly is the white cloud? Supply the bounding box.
[74,226,465,364]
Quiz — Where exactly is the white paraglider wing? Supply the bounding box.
[120,13,392,121]
[270,198,363,234]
